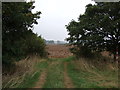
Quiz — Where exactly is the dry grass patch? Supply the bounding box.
[65,55,118,88]
[2,56,46,88]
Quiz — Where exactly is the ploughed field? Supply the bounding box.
[46,44,73,58]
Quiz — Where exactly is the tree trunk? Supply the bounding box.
[114,53,116,62]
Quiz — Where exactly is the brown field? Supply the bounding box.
[46,44,73,58]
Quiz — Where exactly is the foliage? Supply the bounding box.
[2,2,47,66]
[66,2,120,59]
[70,46,94,58]
[24,32,47,57]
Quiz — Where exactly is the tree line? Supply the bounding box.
[2,2,47,68]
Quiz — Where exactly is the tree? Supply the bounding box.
[2,2,46,67]
[66,2,120,61]
[24,32,47,57]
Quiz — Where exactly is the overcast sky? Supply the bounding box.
[31,0,95,41]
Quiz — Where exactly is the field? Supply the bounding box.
[46,44,73,58]
[2,44,118,88]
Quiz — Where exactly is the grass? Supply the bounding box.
[17,60,48,88]
[45,56,118,88]
[67,58,118,88]
[43,60,64,88]
[17,71,41,88]
[48,56,76,62]
[67,62,101,88]
[36,61,48,69]
[2,56,48,88]
[61,56,76,62]
[3,56,118,88]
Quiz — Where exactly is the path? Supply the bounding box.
[34,69,47,88]
[33,59,48,88]
[64,62,74,88]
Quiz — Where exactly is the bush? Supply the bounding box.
[2,30,47,68]
[25,33,47,57]
[70,46,94,58]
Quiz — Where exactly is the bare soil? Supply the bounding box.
[46,44,73,58]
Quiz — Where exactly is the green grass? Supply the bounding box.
[17,71,41,88]
[36,61,48,69]
[48,56,76,62]
[67,60,118,88]
[43,60,64,88]
[61,56,76,62]
[44,56,118,88]
[17,61,48,88]
[4,56,118,88]
[67,62,100,88]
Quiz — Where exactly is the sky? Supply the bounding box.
[30,0,95,41]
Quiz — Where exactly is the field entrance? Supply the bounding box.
[33,44,118,88]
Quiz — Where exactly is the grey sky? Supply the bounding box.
[31,0,95,41]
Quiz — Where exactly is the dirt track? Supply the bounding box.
[64,62,74,88]
[34,69,47,88]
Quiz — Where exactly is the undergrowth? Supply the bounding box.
[2,56,47,88]
[67,58,118,88]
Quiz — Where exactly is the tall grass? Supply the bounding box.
[67,57,118,88]
[2,56,47,88]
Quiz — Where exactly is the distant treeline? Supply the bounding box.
[45,40,66,45]
[2,2,47,69]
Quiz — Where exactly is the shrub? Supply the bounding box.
[70,46,94,58]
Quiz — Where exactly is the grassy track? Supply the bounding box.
[43,60,64,88]
[3,56,118,88]
[19,57,118,88]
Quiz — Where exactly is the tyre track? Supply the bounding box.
[34,69,47,88]
[64,62,74,88]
